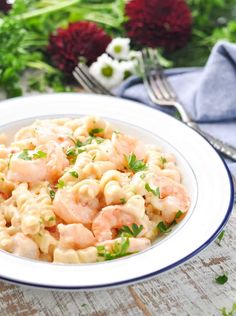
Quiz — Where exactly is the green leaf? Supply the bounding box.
[217,230,225,245]
[220,303,236,316]
[175,210,184,219]
[215,273,228,285]
[118,223,143,237]
[56,180,65,189]
[145,183,160,198]
[33,150,47,159]
[97,237,132,261]
[7,153,13,170]
[49,190,55,199]
[160,156,167,168]
[89,128,104,137]
[157,221,171,233]
[66,147,77,157]
[18,149,32,160]
[126,153,147,173]
[120,198,126,204]
[70,171,79,178]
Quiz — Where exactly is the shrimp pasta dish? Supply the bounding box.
[0,116,190,264]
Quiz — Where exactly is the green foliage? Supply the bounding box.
[168,0,236,66]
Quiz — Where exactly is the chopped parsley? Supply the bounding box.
[49,190,56,199]
[160,156,167,168]
[56,180,65,189]
[66,147,77,158]
[126,153,147,173]
[217,230,225,246]
[145,183,160,198]
[7,153,13,170]
[120,198,126,204]
[118,224,144,238]
[89,128,104,137]
[157,221,171,233]
[140,173,146,180]
[97,237,131,260]
[0,177,4,182]
[220,303,236,316]
[33,150,47,159]
[18,149,47,160]
[48,216,55,222]
[70,171,79,178]
[215,273,228,285]
[18,149,32,160]
[175,210,184,219]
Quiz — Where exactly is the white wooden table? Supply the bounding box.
[0,91,235,316]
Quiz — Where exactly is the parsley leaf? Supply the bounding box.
[220,303,236,316]
[70,171,78,178]
[215,273,228,285]
[120,198,126,204]
[89,128,104,137]
[18,149,32,160]
[175,210,184,219]
[7,153,13,170]
[33,150,47,159]
[145,183,160,197]
[160,156,167,168]
[56,180,65,189]
[217,230,225,246]
[49,190,55,199]
[66,147,77,158]
[126,153,147,173]
[118,224,143,237]
[157,221,171,233]
[97,237,131,260]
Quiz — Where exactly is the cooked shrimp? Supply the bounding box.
[58,223,96,249]
[7,158,47,183]
[147,176,190,224]
[97,237,151,253]
[7,141,69,183]
[111,133,146,169]
[53,188,99,225]
[92,196,147,242]
[11,233,40,259]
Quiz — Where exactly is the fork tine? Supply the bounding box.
[79,64,114,96]
[146,48,171,100]
[73,67,101,94]
[141,49,162,103]
[147,48,176,100]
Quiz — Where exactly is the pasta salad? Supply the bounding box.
[0,116,190,263]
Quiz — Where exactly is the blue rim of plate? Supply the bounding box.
[0,119,234,290]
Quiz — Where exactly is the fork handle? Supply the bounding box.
[187,122,236,161]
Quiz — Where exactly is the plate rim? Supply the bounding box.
[0,93,234,290]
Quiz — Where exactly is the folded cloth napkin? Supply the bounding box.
[116,41,236,178]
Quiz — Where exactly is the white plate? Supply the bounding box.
[0,93,234,290]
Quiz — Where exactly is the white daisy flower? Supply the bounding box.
[128,50,142,62]
[89,54,123,89]
[106,37,131,60]
[120,60,138,80]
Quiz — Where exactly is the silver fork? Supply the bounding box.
[141,48,236,161]
[73,63,115,96]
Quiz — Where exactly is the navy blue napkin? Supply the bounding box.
[117,41,236,177]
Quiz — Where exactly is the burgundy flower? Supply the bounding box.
[125,0,192,51]
[47,21,112,77]
[0,0,12,13]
